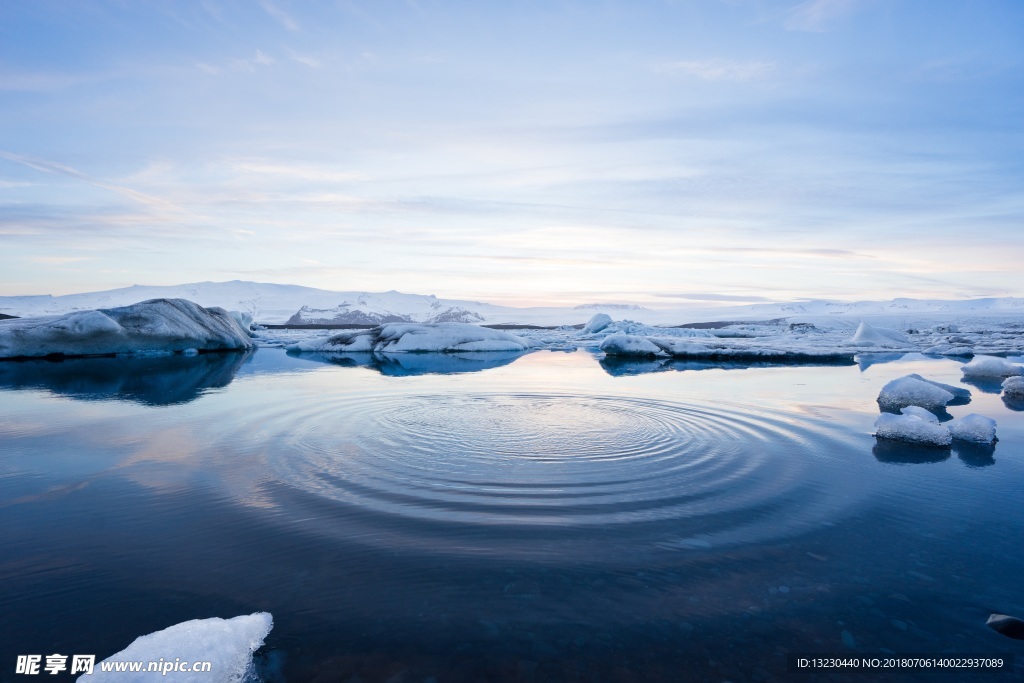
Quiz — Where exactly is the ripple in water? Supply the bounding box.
[229,392,865,559]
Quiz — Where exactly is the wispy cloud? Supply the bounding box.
[653,292,776,302]
[0,152,183,214]
[261,0,299,31]
[785,0,862,32]
[31,256,94,265]
[657,59,776,82]
[228,161,363,183]
[0,69,97,91]
[286,49,321,68]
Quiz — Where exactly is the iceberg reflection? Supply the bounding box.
[293,350,528,376]
[871,438,950,465]
[0,351,250,406]
[599,356,855,377]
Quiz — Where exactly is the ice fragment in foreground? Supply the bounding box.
[946,413,997,443]
[877,376,955,411]
[874,413,951,447]
[1000,376,1024,398]
[81,612,272,682]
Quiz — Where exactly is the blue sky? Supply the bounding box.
[1,0,1022,306]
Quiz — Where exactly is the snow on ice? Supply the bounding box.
[899,406,940,423]
[0,299,253,359]
[874,412,952,447]
[1003,376,1024,398]
[82,612,272,682]
[876,376,954,411]
[960,355,1024,378]
[946,414,998,444]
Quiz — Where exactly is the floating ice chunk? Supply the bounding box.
[850,322,911,348]
[877,375,955,411]
[961,355,1024,378]
[582,313,613,334]
[599,333,665,357]
[905,373,971,401]
[0,299,253,359]
[1003,376,1024,398]
[900,406,939,423]
[83,612,272,682]
[946,414,997,443]
[288,322,532,354]
[874,413,951,447]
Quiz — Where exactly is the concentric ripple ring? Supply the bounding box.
[222,392,864,551]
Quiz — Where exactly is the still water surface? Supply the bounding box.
[1,349,1022,681]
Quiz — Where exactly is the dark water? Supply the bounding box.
[1,349,1022,682]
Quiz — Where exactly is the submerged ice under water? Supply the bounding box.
[0,349,1022,682]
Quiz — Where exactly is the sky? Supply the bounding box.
[1,0,1023,307]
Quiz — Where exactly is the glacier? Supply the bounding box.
[0,299,253,359]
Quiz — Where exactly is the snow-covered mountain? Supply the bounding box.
[1,281,1022,327]
[287,297,486,325]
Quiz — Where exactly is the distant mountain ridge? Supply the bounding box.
[1,280,1022,326]
[287,300,486,325]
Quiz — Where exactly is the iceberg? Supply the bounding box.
[582,313,613,334]
[877,375,956,411]
[0,299,253,359]
[598,333,666,357]
[874,412,952,447]
[287,322,533,354]
[850,322,911,348]
[82,612,272,682]
[1003,376,1024,398]
[961,355,1024,378]
[946,413,997,444]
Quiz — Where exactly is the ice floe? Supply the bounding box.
[598,333,665,357]
[960,355,1024,378]
[83,612,272,682]
[1003,376,1024,398]
[287,322,534,354]
[946,414,998,444]
[0,299,253,359]
[876,375,956,412]
[874,412,952,447]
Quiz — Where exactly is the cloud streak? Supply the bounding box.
[0,152,183,215]
[656,59,776,82]
[784,0,863,32]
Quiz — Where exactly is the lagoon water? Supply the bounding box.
[1,349,1022,681]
